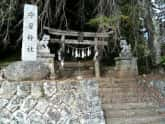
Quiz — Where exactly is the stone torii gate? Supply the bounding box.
[43,26,113,78]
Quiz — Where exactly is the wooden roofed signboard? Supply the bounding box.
[22,4,38,61]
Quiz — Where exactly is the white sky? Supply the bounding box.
[151,0,155,3]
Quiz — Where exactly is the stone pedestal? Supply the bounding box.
[115,57,138,78]
[38,52,55,79]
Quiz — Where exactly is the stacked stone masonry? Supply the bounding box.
[0,79,105,124]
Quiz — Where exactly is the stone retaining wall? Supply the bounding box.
[138,79,165,106]
[150,80,165,97]
[0,79,105,124]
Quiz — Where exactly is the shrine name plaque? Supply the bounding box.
[22,4,38,61]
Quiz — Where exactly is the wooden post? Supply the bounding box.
[61,35,65,51]
[94,37,100,78]
[60,35,65,72]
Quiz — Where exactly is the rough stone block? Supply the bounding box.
[21,96,37,113]
[0,81,17,98]
[43,82,57,97]
[31,83,43,98]
[17,83,31,96]
[4,61,50,81]
[35,98,49,114]
[0,99,8,110]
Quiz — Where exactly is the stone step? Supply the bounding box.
[99,90,146,97]
[101,96,142,103]
[99,77,165,124]
[99,92,149,99]
[99,87,139,93]
[99,88,150,98]
[101,96,154,104]
[147,120,165,124]
[104,107,159,118]
[105,115,164,124]
[99,82,138,88]
[99,78,136,82]
[103,92,153,101]
[100,93,152,102]
[102,102,159,110]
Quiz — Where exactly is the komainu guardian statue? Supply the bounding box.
[38,34,50,53]
[119,40,132,58]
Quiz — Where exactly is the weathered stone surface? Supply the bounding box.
[43,82,57,97]
[0,81,17,98]
[7,95,25,112]
[45,107,61,122]
[0,80,105,124]
[11,110,27,124]
[35,98,49,114]
[0,109,11,124]
[62,91,76,106]
[4,61,50,81]
[31,83,43,98]
[17,83,31,96]
[50,94,63,105]
[21,96,37,113]
[150,80,165,96]
[0,99,8,109]
[27,111,45,124]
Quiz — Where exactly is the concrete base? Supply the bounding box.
[115,57,138,78]
[38,52,55,78]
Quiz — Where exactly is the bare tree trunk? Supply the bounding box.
[153,20,161,64]
[144,0,160,64]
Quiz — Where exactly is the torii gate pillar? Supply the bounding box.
[94,37,101,78]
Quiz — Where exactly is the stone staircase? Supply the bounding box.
[99,78,165,124]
